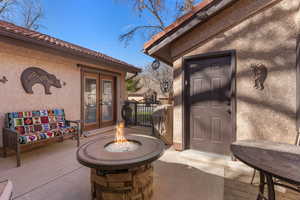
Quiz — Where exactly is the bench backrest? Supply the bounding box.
[5,109,65,135]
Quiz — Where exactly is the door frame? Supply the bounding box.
[296,34,300,133]
[82,72,100,131]
[80,67,118,131]
[182,50,237,151]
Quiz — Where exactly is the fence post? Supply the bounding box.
[134,102,138,126]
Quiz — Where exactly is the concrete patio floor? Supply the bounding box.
[0,127,298,200]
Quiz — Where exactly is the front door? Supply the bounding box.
[185,51,235,155]
[83,72,116,131]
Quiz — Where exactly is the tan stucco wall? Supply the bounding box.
[171,0,300,147]
[0,37,126,146]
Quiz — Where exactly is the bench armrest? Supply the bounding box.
[3,128,19,148]
[3,128,19,135]
[64,120,81,147]
[65,120,82,124]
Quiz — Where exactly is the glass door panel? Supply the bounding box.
[83,73,99,130]
[102,80,113,121]
[100,75,116,127]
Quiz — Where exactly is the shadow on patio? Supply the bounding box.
[0,127,298,200]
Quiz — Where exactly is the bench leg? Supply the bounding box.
[16,143,21,167]
[3,146,7,158]
[76,132,80,147]
[3,132,7,158]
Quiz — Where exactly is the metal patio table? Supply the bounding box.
[231,140,300,200]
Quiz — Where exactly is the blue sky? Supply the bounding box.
[39,0,184,68]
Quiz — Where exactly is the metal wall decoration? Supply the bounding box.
[160,79,173,93]
[21,67,62,95]
[0,76,7,84]
[250,63,268,90]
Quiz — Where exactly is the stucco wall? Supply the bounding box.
[171,0,300,147]
[0,37,126,146]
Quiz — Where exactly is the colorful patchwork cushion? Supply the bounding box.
[5,109,72,143]
[60,126,77,135]
[18,134,38,144]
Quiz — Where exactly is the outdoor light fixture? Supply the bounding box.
[151,59,160,70]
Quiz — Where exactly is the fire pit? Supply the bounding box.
[77,122,164,200]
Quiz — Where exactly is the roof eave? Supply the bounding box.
[144,0,239,60]
[0,29,141,73]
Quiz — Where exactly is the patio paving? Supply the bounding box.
[0,127,298,200]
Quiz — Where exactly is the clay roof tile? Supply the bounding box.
[0,20,140,72]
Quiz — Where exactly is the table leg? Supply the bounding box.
[266,173,275,200]
[257,171,265,200]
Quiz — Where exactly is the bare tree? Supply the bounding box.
[0,0,44,30]
[0,0,17,19]
[20,0,44,30]
[119,0,166,46]
[138,62,173,96]
[119,0,197,46]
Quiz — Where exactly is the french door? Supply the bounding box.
[83,72,116,131]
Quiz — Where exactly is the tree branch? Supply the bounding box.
[119,25,163,47]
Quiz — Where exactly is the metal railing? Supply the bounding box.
[122,101,158,127]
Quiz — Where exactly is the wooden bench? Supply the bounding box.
[2,109,81,167]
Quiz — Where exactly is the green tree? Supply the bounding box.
[126,78,142,92]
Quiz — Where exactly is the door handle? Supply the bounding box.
[227,109,231,114]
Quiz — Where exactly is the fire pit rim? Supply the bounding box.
[76,134,165,170]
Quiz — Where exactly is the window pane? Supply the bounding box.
[84,78,97,124]
[102,80,113,121]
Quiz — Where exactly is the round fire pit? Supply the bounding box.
[77,133,164,200]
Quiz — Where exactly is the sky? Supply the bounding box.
[38,0,183,69]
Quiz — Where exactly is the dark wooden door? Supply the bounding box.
[186,53,235,155]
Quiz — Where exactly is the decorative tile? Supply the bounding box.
[24,117,33,125]
[42,124,50,131]
[33,117,41,125]
[16,126,25,134]
[32,111,40,117]
[48,116,57,123]
[14,118,24,126]
[40,110,48,116]
[34,124,43,132]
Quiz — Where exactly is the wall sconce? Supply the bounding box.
[151,59,160,71]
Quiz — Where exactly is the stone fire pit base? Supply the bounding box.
[91,164,153,200]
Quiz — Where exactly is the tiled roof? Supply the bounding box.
[0,20,140,72]
[144,0,214,50]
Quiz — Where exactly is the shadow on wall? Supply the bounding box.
[172,3,299,143]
